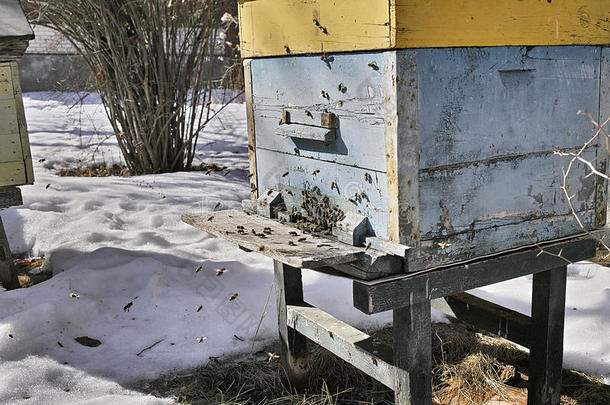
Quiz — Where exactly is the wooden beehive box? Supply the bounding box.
[240,0,610,272]
[0,0,34,209]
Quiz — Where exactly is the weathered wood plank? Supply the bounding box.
[393,300,432,405]
[0,186,22,209]
[243,59,258,200]
[0,65,14,100]
[182,210,369,269]
[287,304,397,390]
[0,216,18,290]
[256,149,389,239]
[597,47,610,226]
[0,132,23,163]
[418,150,597,240]
[275,262,309,390]
[0,98,19,134]
[353,237,595,314]
[238,0,391,58]
[275,124,335,143]
[433,293,532,348]
[528,266,567,405]
[394,1,610,49]
[365,237,410,258]
[416,46,601,169]
[0,161,26,186]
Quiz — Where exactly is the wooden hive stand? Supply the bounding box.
[184,211,595,404]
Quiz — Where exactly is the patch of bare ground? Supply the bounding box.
[55,162,229,177]
[137,321,609,405]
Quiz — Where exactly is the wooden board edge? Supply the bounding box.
[243,59,258,199]
[10,62,33,185]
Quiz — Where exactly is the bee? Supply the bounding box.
[267,189,273,196]
[258,245,265,251]
[313,18,320,27]
[46,184,51,189]
[70,293,80,299]
[368,61,379,71]
[319,27,328,34]
[348,197,357,204]
[312,169,320,175]
[196,337,207,343]
[214,202,221,210]
[223,170,231,176]
[320,90,329,100]
[337,82,346,92]
[311,186,320,194]
[216,267,227,276]
[229,293,239,301]
[330,181,337,191]
[237,225,245,230]
[294,147,300,155]
[195,265,203,273]
[438,241,452,250]
[8,334,13,339]
[360,191,367,199]
[123,302,133,312]
[304,110,313,119]
[282,171,289,177]
[248,144,254,151]
[263,227,272,234]
[288,241,296,246]
[284,45,291,54]
[298,237,307,242]
[38,158,46,163]
[365,242,371,251]
[289,231,298,236]
[196,305,203,312]
[364,173,371,182]
[57,341,64,348]
[207,215,214,221]
[206,169,213,175]
[321,53,328,62]
[268,352,280,361]
[250,183,257,191]
[247,172,254,178]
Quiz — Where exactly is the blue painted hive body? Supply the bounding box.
[247,46,609,271]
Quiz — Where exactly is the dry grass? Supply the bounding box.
[56,162,228,178]
[13,257,51,288]
[138,322,609,405]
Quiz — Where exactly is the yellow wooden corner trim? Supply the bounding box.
[238,0,609,57]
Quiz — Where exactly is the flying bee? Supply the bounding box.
[70,293,80,299]
[214,202,221,210]
[196,337,207,343]
[282,171,289,177]
[196,305,203,312]
[229,293,239,301]
[438,241,452,250]
[46,184,51,189]
[123,302,133,312]
[216,267,227,276]
[57,341,64,348]
[39,158,46,163]
[8,334,13,338]
[268,352,280,361]
[312,169,320,175]
[195,265,203,273]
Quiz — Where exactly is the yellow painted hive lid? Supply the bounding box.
[238,0,610,58]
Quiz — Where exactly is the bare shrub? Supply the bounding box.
[26,0,242,174]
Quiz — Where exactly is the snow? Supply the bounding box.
[0,92,607,403]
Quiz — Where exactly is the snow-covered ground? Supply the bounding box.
[0,93,608,403]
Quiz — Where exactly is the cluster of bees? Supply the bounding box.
[289,188,346,235]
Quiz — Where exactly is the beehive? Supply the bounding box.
[240,0,610,271]
[0,0,34,207]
